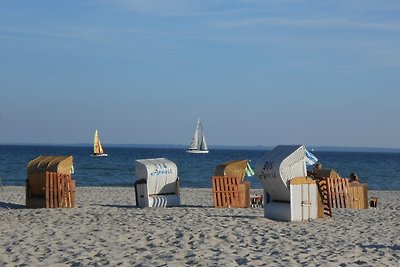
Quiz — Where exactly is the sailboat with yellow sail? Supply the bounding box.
[92,130,108,157]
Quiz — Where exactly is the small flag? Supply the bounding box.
[305,149,318,166]
[245,162,255,176]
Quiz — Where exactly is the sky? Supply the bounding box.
[1,0,400,148]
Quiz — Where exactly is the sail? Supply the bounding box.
[188,120,200,150]
[200,127,208,151]
[93,130,104,154]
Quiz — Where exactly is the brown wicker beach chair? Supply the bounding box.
[26,156,76,208]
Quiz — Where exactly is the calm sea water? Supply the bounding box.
[0,145,399,190]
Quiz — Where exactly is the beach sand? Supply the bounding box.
[1,186,399,266]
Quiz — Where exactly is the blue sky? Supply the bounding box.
[1,0,399,148]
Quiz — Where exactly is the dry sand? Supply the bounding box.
[0,186,399,266]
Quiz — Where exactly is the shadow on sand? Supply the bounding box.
[93,204,211,209]
[0,202,25,209]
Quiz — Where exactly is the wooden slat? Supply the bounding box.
[215,176,222,207]
[58,174,63,208]
[61,175,66,208]
[53,173,58,208]
[63,174,69,208]
[54,172,58,208]
[45,172,50,208]
[50,172,54,208]
[326,178,333,213]
[212,177,217,207]
[65,176,69,208]
[216,179,225,207]
[333,178,339,208]
[339,179,344,206]
[63,174,68,208]
[338,179,344,208]
[233,178,240,207]
[226,177,231,206]
[47,172,51,208]
[329,178,335,208]
[220,177,227,207]
[70,180,76,208]
[216,177,221,207]
[330,178,338,208]
[225,177,232,207]
[68,178,73,208]
[342,178,348,208]
[227,177,234,206]
[334,178,340,208]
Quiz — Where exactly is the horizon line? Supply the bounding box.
[1,142,400,153]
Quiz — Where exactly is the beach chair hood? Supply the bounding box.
[135,158,178,195]
[255,145,307,202]
[214,159,249,181]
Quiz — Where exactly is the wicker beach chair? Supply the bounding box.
[26,156,76,208]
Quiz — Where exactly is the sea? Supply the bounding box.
[0,145,399,190]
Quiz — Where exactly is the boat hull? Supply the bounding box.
[91,153,108,157]
[186,150,209,154]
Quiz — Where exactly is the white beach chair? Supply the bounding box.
[255,145,322,221]
[134,158,181,208]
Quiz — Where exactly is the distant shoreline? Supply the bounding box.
[1,143,400,153]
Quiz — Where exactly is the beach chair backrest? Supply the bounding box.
[214,160,248,181]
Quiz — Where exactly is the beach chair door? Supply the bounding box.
[290,178,319,221]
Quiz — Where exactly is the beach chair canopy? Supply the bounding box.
[214,159,248,181]
[27,155,73,175]
[135,158,178,195]
[255,145,307,202]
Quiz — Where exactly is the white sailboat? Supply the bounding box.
[186,119,209,154]
[92,130,108,157]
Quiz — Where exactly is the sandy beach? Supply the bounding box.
[0,186,399,266]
